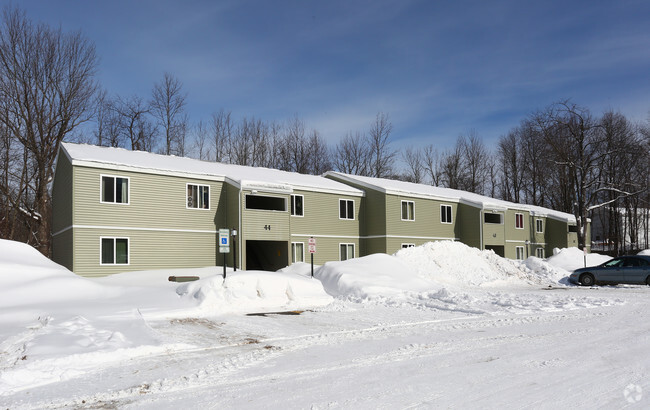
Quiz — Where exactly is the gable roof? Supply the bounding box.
[60,143,363,196]
[325,171,576,223]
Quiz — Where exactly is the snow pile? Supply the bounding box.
[637,249,650,256]
[0,239,118,313]
[395,241,554,287]
[546,247,611,272]
[316,253,438,299]
[177,270,333,314]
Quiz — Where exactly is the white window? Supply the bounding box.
[187,184,210,209]
[339,199,354,220]
[101,175,129,204]
[401,243,415,249]
[291,242,304,263]
[441,204,453,224]
[291,195,304,216]
[536,247,545,258]
[401,200,415,221]
[515,213,524,229]
[536,219,543,233]
[515,246,524,260]
[340,243,355,261]
[101,237,129,265]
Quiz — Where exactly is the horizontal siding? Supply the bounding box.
[505,209,530,241]
[52,153,73,233]
[73,165,225,231]
[290,236,360,266]
[483,211,505,246]
[73,228,216,277]
[289,190,361,237]
[52,229,73,271]
[361,189,386,237]
[385,194,457,239]
[458,204,481,248]
[385,237,452,256]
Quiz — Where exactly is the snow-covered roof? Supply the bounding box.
[325,171,576,223]
[60,143,363,196]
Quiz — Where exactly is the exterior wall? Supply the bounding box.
[72,228,216,277]
[482,210,506,247]
[52,153,74,233]
[69,165,225,277]
[383,194,458,255]
[504,209,530,259]
[531,216,548,258]
[289,190,361,266]
[52,153,74,269]
[457,204,481,249]
[52,228,73,271]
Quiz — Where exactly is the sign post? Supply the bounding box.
[308,237,316,277]
[219,228,230,279]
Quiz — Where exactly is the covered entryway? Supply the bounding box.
[246,240,288,271]
[485,245,504,257]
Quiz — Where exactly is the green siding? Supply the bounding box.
[482,210,506,246]
[73,165,226,231]
[73,228,217,277]
[457,204,481,248]
[289,190,361,266]
[52,228,73,271]
[52,152,73,233]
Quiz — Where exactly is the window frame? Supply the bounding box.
[401,200,415,221]
[536,219,544,233]
[515,246,524,260]
[339,199,355,220]
[441,204,453,224]
[515,213,524,230]
[291,194,304,217]
[100,236,130,266]
[484,212,503,224]
[186,183,211,210]
[536,247,545,258]
[339,243,355,261]
[245,194,287,212]
[100,174,130,205]
[291,242,305,263]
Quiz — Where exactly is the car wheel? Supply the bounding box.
[580,273,595,286]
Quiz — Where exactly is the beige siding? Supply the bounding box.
[289,190,361,265]
[360,189,386,237]
[483,210,505,246]
[52,152,73,233]
[385,195,457,239]
[73,228,216,277]
[73,165,225,231]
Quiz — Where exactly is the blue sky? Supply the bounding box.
[14,0,650,150]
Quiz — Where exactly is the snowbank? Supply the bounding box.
[316,253,437,299]
[546,247,611,272]
[395,241,560,287]
[177,270,333,314]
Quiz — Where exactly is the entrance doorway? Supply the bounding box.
[246,240,288,271]
[485,245,505,257]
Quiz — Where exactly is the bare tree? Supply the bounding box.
[191,120,211,161]
[422,144,441,186]
[113,95,156,152]
[309,130,331,175]
[459,131,491,194]
[367,112,396,178]
[332,131,369,175]
[211,109,232,162]
[403,147,424,183]
[151,72,187,156]
[439,142,465,190]
[0,6,98,255]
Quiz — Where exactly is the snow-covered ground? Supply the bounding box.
[1,239,649,409]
